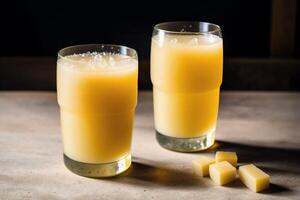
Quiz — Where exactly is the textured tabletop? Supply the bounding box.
[0,91,300,200]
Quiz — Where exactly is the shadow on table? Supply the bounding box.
[104,140,299,193]
[212,140,300,168]
[262,183,293,194]
[112,159,208,189]
[223,179,292,194]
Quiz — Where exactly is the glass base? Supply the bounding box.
[63,154,131,178]
[156,128,215,152]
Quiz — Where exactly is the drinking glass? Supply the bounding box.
[151,22,223,152]
[57,44,138,177]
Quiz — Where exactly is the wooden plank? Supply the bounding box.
[0,57,300,90]
[270,0,297,57]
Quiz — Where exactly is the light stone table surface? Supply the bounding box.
[0,91,300,200]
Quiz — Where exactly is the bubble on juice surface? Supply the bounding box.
[200,34,221,45]
[108,55,116,67]
[93,52,134,70]
[180,35,221,46]
[62,51,137,71]
[187,37,199,45]
[170,38,178,44]
[208,35,219,43]
[92,52,116,69]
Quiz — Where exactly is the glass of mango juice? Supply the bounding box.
[151,22,223,152]
[57,44,138,177]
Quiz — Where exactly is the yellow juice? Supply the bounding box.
[151,35,223,138]
[57,53,138,163]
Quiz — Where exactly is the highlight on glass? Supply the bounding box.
[57,44,138,177]
[151,22,223,152]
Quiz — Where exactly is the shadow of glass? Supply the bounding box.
[108,160,207,189]
[94,140,300,193]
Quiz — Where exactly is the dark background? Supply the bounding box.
[0,0,299,90]
[0,0,274,58]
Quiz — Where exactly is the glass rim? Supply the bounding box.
[57,44,138,60]
[154,21,221,35]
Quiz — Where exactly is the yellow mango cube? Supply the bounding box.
[209,161,237,185]
[215,151,238,166]
[239,164,270,192]
[192,156,215,177]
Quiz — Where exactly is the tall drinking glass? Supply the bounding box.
[57,44,138,177]
[151,22,223,152]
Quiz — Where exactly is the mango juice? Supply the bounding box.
[57,53,138,164]
[151,34,223,138]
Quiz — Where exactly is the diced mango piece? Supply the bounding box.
[215,151,238,166]
[209,161,237,185]
[192,156,215,177]
[239,164,270,192]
